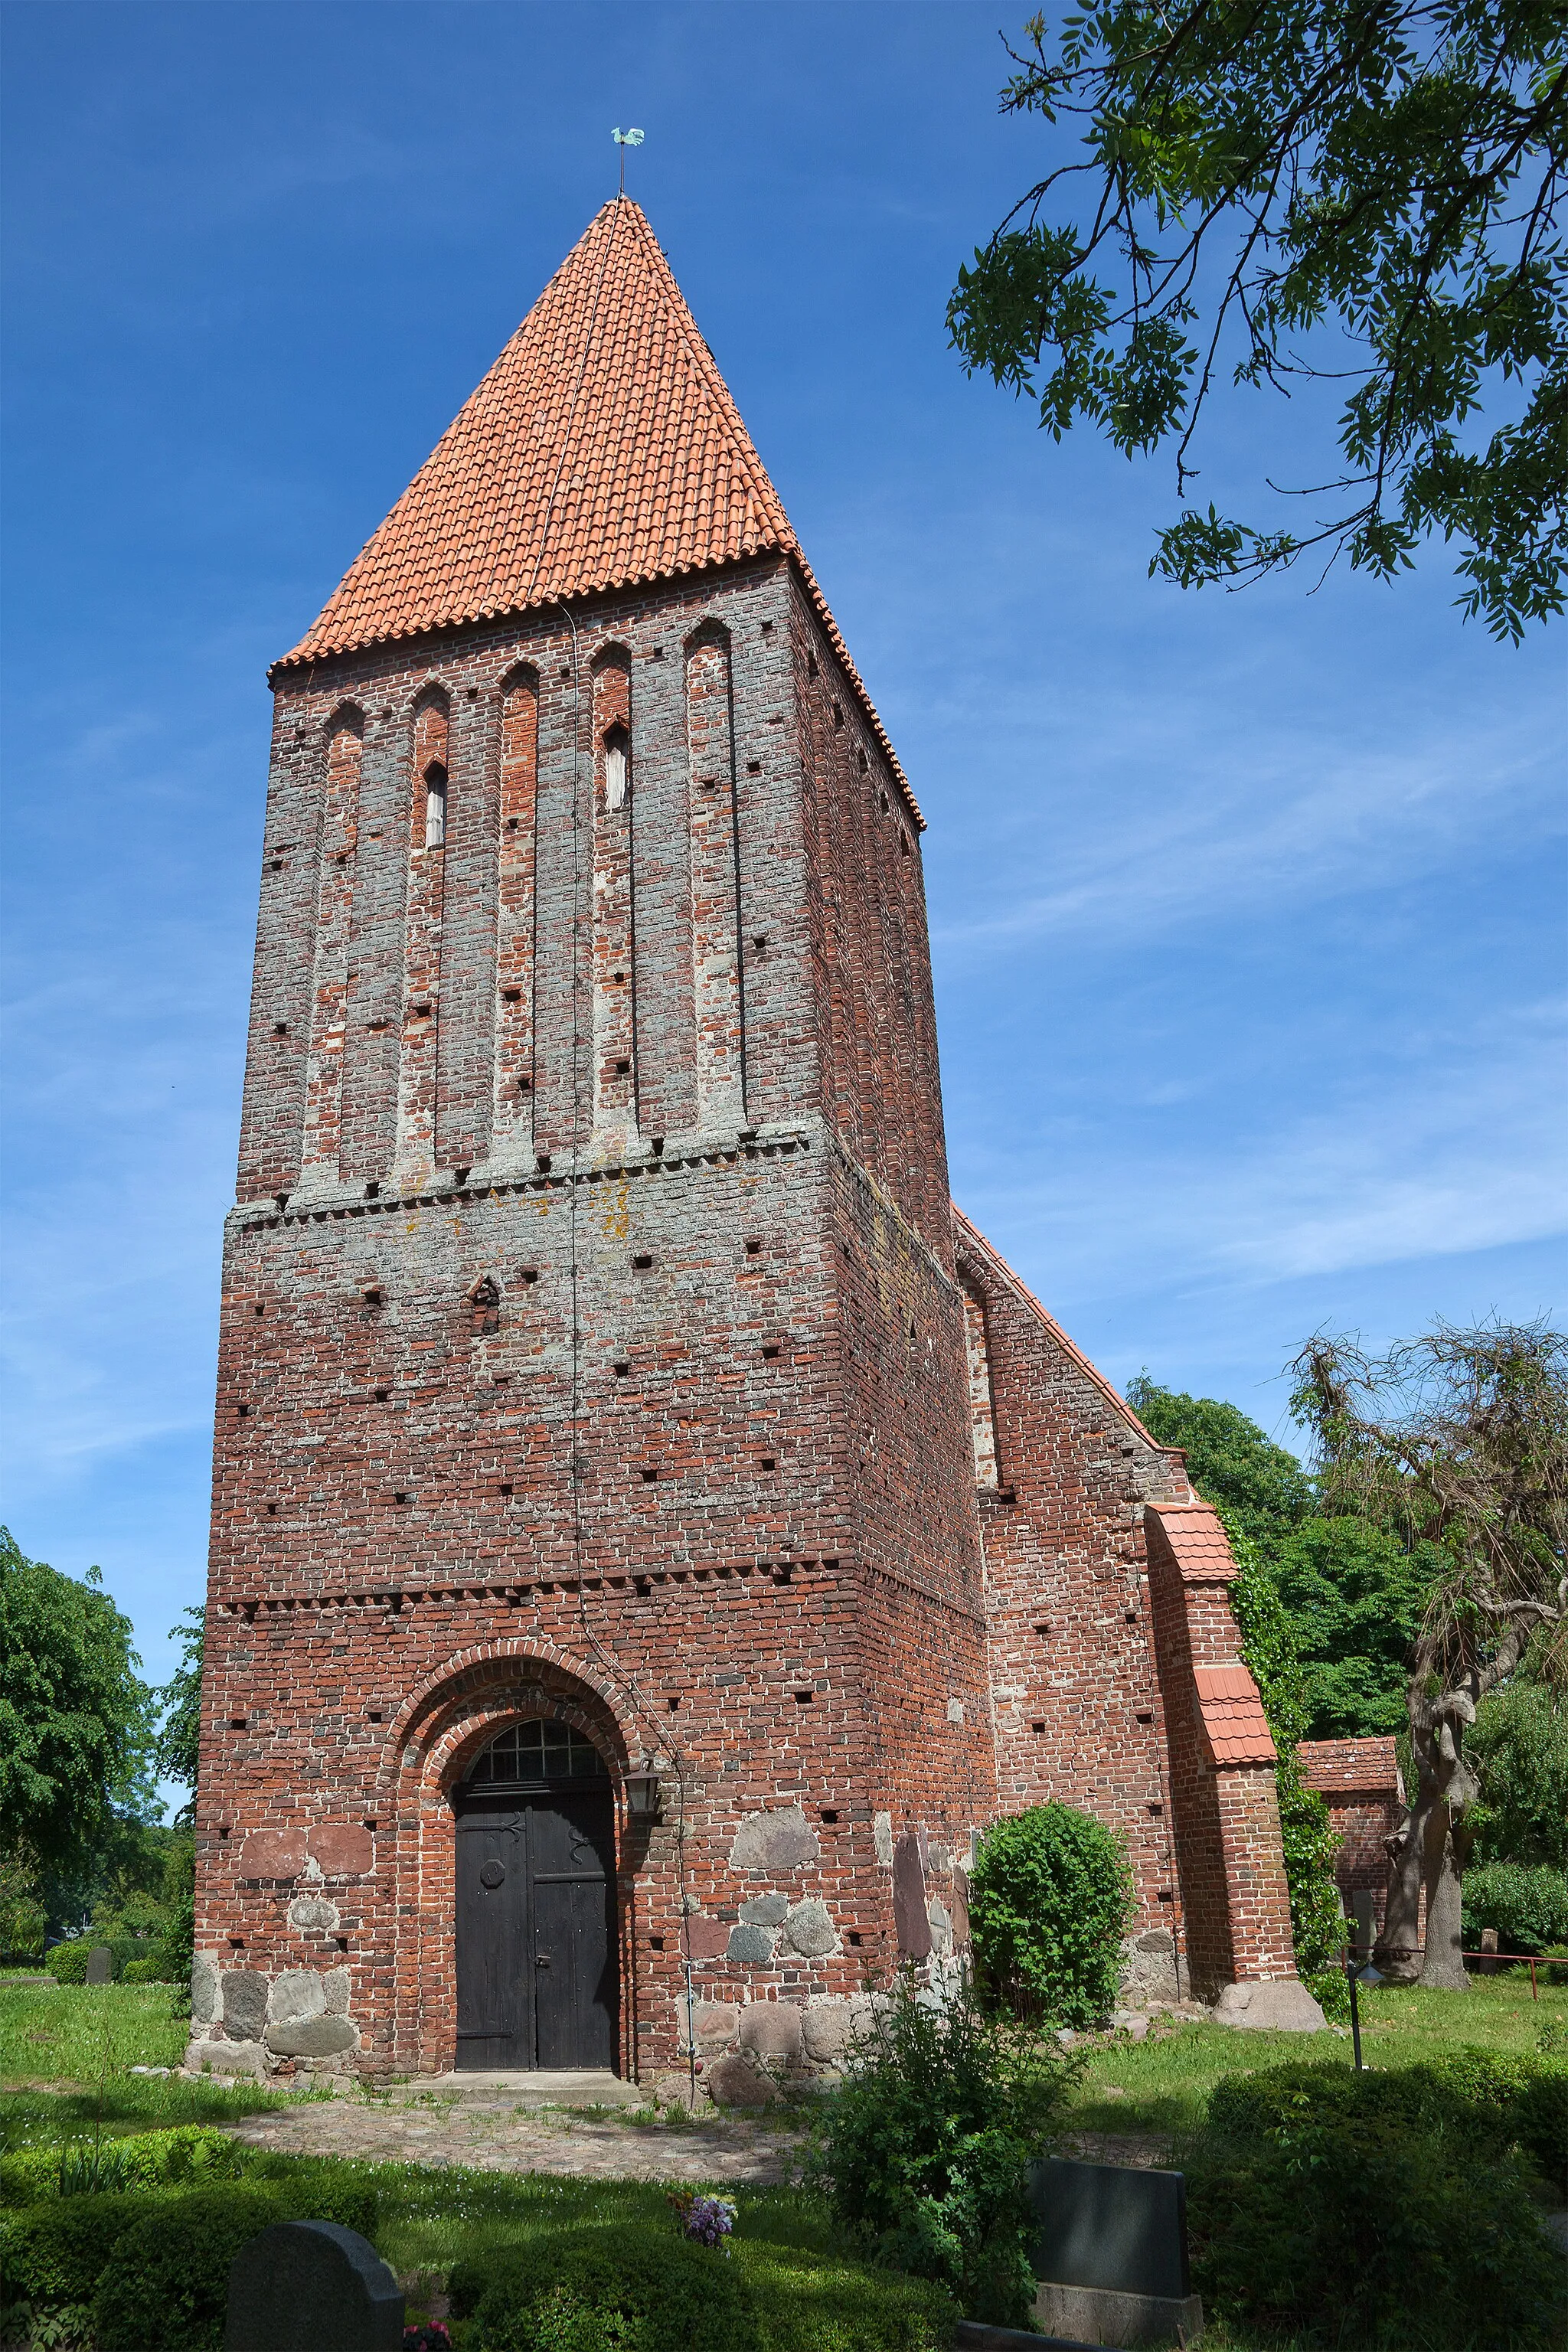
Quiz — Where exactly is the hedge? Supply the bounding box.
[1193,2059,1568,2348]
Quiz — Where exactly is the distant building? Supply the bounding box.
[191,202,1300,2084]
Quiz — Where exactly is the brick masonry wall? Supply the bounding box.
[952,1213,1194,1992]
[1144,1505,1298,1994]
[201,547,1297,2082]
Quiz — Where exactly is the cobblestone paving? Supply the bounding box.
[224,2092,802,2184]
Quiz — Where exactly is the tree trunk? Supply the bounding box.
[1375,1700,1477,1988]
[1376,1805,1424,1982]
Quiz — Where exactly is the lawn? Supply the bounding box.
[0,1980,302,2147]
[1067,1969,1568,2138]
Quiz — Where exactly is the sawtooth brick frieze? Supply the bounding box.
[193,198,1302,2086]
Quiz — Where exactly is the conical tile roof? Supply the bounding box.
[275,200,916,817]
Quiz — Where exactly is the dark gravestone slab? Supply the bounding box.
[892,1834,932,1959]
[1029,2158,1190,2300]
[227,2220,403,2352]
[85,1946,113,1987]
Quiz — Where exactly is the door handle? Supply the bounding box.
[535,1955,551,1968]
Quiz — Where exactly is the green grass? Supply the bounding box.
[0,1980,188,2081]
[0,1982,307,2147]
[1067,1969,1568,2137]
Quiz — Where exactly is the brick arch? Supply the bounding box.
[377,1638,635,1793]
[683,614,730,657]
[323,699,365,739]
[498,658,539,701]
[590,639,632,677]
[409,678,453,716]
[379,1643,639,2076]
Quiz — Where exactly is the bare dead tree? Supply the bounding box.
[1290,1323,1568,1988]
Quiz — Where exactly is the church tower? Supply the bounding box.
[194,201,995,2081]
[191,201,1308,2085]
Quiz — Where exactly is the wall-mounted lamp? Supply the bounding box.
[624,1766,663,1821]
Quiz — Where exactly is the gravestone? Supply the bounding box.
[85,1946,113,1987]
[1028,2156,1204,2346]
[227,2219,403,2352]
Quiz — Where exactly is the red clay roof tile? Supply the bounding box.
[1194,1664,1276,1766]
[274,199,919,822]
[1297,1736,1403,1797]
[1145,1500,1237,1581]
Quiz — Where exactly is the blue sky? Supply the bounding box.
[3,2,1563,1779]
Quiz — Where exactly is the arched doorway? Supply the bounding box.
[453,1717,619,2070]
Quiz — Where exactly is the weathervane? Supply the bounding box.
[612,126,644,197]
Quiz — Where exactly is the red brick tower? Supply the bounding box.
[191,202,1307,2086]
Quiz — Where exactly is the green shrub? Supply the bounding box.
[739,2242,956,2350]
[90,2187,292,2352]
[0,2125,247,2207]
[1462,1860,1568,1955]
[1,2190,148,2306]
[451,2220,756,2351]
[1515,2067,1568,2196]
[969,1802,1134,2027]
[3,2167,377,2350]
[45,1941,91,1985]
[121,1952,178,1984]
[1194,2060,1568,2349]
[807,1972,1070,2328]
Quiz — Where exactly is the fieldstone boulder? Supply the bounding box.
[220,1970,270,2043]
[726,1923,777,1965]
[729,1805,819,1873]
[705,2053,779,2107]
[683,2000,739,2054]
[782,1898,838,1958]
[801,1998,855,2063]
[684,1918,730,1962]
[187,2037,266,2079]
[740,1893,789,1926]
[1120,1928,1180,2005]
[738,2001,803,2061]
[287,1896,341,1933]
[267,1971,325,2028]
[266,2014,359,2059]
[241,1829,307,1880]
[1213,1979,1327,2033]
[191,1952,220,2027]
[310,1824,374,1877]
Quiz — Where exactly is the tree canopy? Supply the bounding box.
[1126,1376,1315,1542]
[0,1527,158,1881]
[949,2,1568,637]
[154,1605,204,1798]
[1292,1320,1568,1983]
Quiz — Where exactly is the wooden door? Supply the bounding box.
[454,1788,617,2069]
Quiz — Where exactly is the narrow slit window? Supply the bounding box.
[603,724,630,812]
[423,762,448,848]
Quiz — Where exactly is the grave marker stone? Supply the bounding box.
[1028,2156,1204,2346]
[226,2219,403,2352]
[85,1946,113,1987]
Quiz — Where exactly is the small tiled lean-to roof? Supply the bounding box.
[275,198,919,822]
[1194,1664,1277,1767]
[1298,1736,1403,1799]
[1146,1499,1239,1582]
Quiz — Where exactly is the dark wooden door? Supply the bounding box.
[455,1788,617,2069]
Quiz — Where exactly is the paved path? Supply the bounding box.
[225,2073,802,2184]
